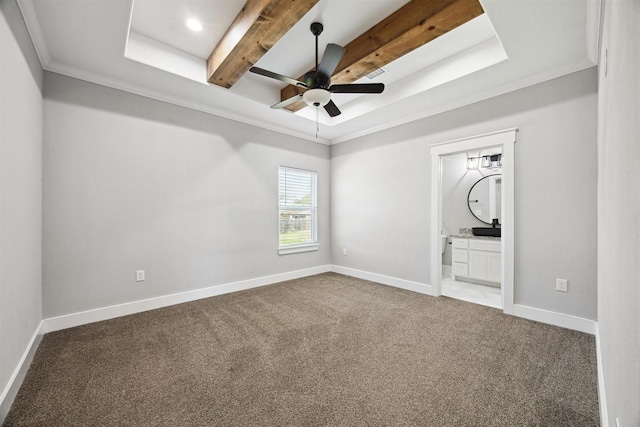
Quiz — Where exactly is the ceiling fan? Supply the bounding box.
[249,22,385,117]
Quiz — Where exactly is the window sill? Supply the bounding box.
[278,243,320,255]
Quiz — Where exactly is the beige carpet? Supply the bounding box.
[4,273,599,426]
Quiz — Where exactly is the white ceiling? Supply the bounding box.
[18,0,599,144]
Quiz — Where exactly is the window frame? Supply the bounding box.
[278,166,319,255]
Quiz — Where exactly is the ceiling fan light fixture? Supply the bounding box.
[303,88,331,107]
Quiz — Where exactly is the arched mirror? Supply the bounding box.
[468,174,502,225]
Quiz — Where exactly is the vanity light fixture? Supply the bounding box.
[467,153,502,169]
[488,154,502,169]
[466,155,479,170]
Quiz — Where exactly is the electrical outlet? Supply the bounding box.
[556,278,568,292]
[136,270,145,282]
[342,248,347,256]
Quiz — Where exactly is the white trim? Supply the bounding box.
[430,148,442,296]
[15,0,592,149]
[0,321,45,424]
[41,61,332,146]
[512,304,596,335]
[331,265,434,296]
[42,265,331,333]
[586,0,603,65]
[278,244,319,255]
[39,265,433,334]
[500,134,515,315]
[329,61,594,145]
[0,267,600,425]
[595,325,609,427]
[330,267,598,337]
[430,129,516,314]
[430,127,518,150]
[15,0,51,66]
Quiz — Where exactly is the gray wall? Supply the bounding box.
[597,0,640,424]
[331,68,597,320]
[43,73,331,318]
[2,2,635,421]
[0,0,43,411]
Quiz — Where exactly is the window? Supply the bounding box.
[278,166,318,254]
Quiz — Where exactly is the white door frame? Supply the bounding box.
[430,129,516,314]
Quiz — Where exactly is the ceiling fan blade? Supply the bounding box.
[323,100,341,117]
[271,93,304,110]
[329,83,385,94]
[249,67,307,88]
[317,43,345,78]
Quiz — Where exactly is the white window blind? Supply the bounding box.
[278,166,318,254]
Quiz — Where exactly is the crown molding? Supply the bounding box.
[43,60,331,146]
[331,60,596,145]
[16,0,51,66]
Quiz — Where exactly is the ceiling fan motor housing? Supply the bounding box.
[249,20,383,118]
[303,71,330,89]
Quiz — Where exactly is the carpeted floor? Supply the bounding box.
[4,273,599,426]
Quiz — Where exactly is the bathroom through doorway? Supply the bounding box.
[430,129,516,314]
[441,150,502,308]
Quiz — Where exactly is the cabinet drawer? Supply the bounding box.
[453,262,468,277]
[452,238,469,249]
[452,249,468,263]
[468,239,501,253]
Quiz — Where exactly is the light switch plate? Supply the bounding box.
[136,270,145,282]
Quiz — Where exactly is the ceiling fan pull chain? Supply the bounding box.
[315,107,319,138]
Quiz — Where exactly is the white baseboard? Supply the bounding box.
[43,265,331,333]
[512,304,596,335]
[595,325,609,427]
[330,265,434,296]
[2,266,602,425]
[41,268,594,335]
[330,267,599,336]
[0,321,45,424]
[2,266,332,422]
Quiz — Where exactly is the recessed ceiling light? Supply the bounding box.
[186,19,203,32]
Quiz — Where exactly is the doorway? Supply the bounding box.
[441,150,502,308]
[430,129,516,314]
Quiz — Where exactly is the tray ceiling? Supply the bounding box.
[18,0,599,144]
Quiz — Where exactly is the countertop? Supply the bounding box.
[448,234,501,241]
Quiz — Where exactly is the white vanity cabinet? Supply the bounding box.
[452,238,469,277]
[451,238,501,285]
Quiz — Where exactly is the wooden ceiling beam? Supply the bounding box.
[281,0,484,112]
[207,0,319,88]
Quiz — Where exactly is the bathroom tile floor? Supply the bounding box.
[441,266,502,309]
